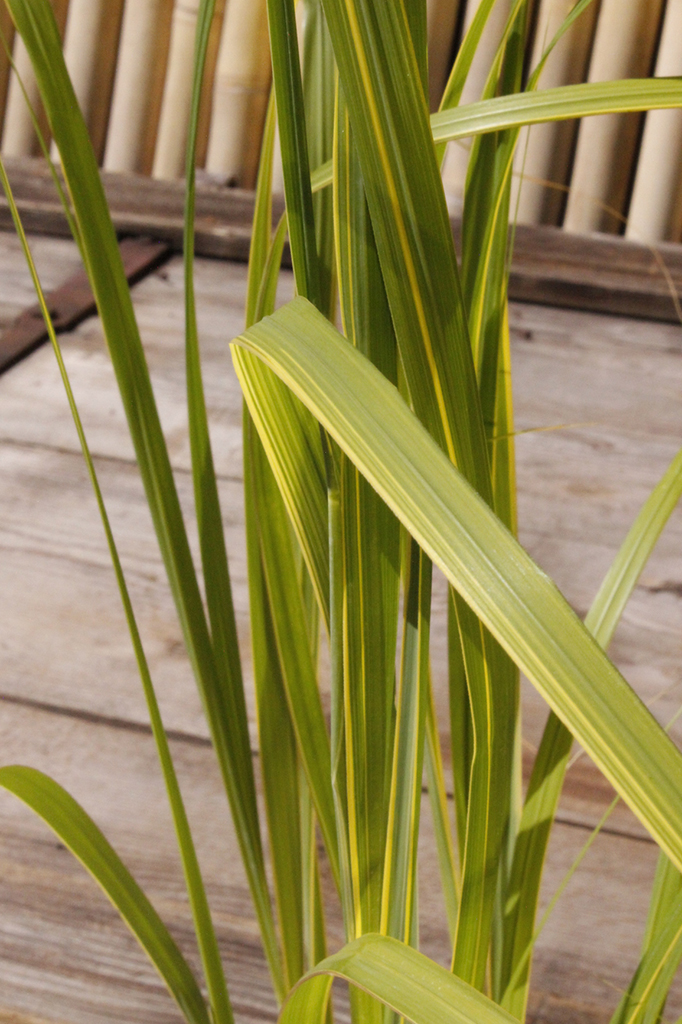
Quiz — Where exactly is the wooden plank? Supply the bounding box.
[0,243,681,1022]
[0,237,172,373]
[0,700,678,1024]
[3,158,682,322]
[0,249,679,790]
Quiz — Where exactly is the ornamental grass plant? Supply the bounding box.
[2,0,682,1022]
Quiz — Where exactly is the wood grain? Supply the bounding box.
[0,239,680,1023]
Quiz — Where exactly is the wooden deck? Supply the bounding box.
[0,230,681,1024]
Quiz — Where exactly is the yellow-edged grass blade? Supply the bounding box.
[302,0,336,321]
[614,852,682,1024]
[332,90,401,962]
[0,161,232,1024]
[5,0,282,999]
[311,77,682,194]
[182,9,255,1013]
[232,297,682,877]
[243,103,331,994]
[278,933,524,1024]
[425,676,461,943]
[245,93,330,630]
[320,0,516,988]
[266,0,320,308]
[501,444,682,1019]
[244,413,306,992]
[456,4,529,993]
[381,539,432,946]
[245,402,340,888]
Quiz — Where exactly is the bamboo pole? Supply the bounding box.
[103,0,174,175]
[205,0,271,188]
[563,0,665,234]
[0,5,16,133]
[152,0,202,180]
[511,0,598,225]
[626,0,682,243]
[441,0,512,211]
[51,0,125,163]
[2,0,68,157]
[426,0,462,111]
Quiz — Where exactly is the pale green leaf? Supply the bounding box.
[279,933,521,1024]
[5,0,279,996]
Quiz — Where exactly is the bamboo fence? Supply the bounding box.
[0,0,680,240]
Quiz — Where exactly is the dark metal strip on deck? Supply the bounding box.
[0,236,172,374]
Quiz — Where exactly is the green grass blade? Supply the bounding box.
[447,587,472,865]
[232,298,682,875]
[266,0,320,307]
[0,158,232,1024]
[247,89,277,329]
[321,0,514,986]
[311,78,682,193]
[438,0,498,117]
[235,345,330,629]
[457,9,528,994]
[246,404,340,888]
[299,762,328,972]
[642,854,682,961]
[333,87,401,958]
[431,78,682,146]
[589,447,682,646]
[381,541,432,944]
[244,414,306,993]
[5,0,281,997]
[611,884,682,1024]
[321,0,491,499]
[255,212,289,323]
[279,933,522,1024]
[182,8,250,1016]
[245,96,331,629]
[501,444,682,1018]
[302,0,336,320]
[425,677,460,943]
[0,767,210,1024]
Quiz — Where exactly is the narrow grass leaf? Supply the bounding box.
[311,78,682,193]
[0,160,232,1024]
[302,0,336,319]
[611,887,682,1024]
[321,0,491,498]
[0,767,210,1024]
[246,404,340,888]
[266,0,320,307]
[244,414,306,992]
[182,8,249,1015]
[5,0,284,999]
[333,88,400,961]
[425,678,461,942]
[381,540,432,945]
[431,79,682,146]
[246,89,277,329]
[244,91,331,630]
[232,298,682,875]
[502,444,682,1018]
